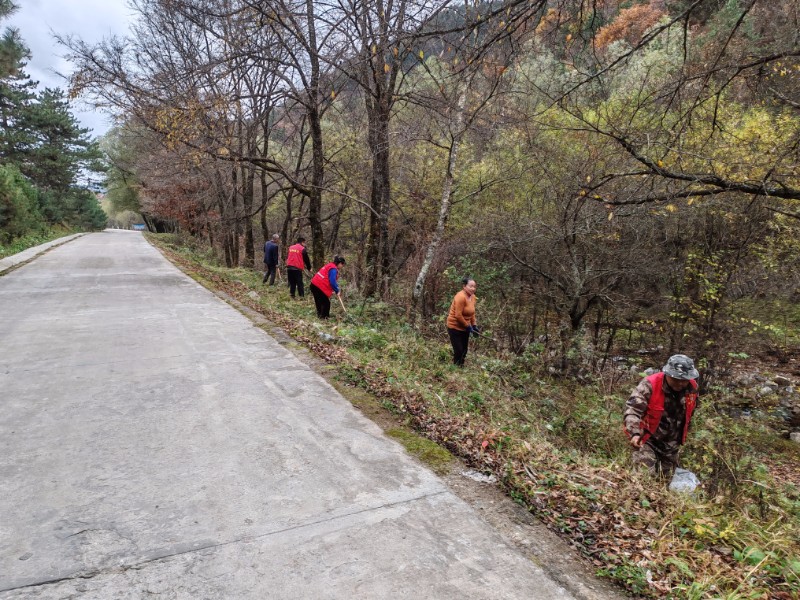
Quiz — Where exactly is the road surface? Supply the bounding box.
[0,231,574,598]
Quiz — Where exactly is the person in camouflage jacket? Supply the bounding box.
[623,354,699,478]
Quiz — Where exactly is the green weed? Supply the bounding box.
[385,428,453,474]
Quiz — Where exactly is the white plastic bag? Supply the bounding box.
[669,468,700,493]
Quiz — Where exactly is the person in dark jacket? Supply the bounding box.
[623,354,699,478]
[310,256,346,318]
[262,234,280,285]
[285,236,312,298]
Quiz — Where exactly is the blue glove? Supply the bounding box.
[469,325,481,336]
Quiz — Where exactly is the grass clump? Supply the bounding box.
[385,428,454,474]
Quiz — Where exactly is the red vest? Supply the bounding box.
[312,263,337,297]
[636,372,697,444]
[286,243,305,269]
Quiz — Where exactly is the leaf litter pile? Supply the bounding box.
[153,237,800,599]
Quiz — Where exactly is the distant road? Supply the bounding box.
[0,231,574,598]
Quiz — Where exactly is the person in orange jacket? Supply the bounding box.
[310,256,346,318]
[446,278,479,366]
[285,236,312,298]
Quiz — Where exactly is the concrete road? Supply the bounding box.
[0,231,573,599]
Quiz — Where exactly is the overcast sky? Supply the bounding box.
[7,0,136,137]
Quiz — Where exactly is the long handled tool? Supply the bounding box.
[336,292,347,314]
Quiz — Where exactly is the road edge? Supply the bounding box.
[0,233,86,276]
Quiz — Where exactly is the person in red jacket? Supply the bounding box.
[446,278,479,366]
[310,256,346,318]
[285,237,312,298]
[623,354,699,478]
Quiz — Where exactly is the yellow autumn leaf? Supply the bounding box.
[392,47,398,56]
[579,190,586,196]
[687,198,694,205]
[666,204,677,212]
[566,33,572,42]
[330,90,336,99]
[608,212,614,221]
[384,63,390,73]
[419,50,424,59]
[657,160,664,167]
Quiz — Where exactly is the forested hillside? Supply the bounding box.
[67,0,799,597]
[0,0,106,254]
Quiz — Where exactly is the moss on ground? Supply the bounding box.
[385,427,454,475]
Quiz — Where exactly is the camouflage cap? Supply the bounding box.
[662,354,699,380]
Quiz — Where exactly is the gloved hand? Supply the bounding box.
[468,325,481,336]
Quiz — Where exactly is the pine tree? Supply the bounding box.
[1,3,106,239]
[0,0,27,78]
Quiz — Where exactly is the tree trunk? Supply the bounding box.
[243,163,255,267]
[411,87,467,314]
[364,101,392,296]
[260,167,269,243]
[327,197,347,253]
[305,0,325,270]
[231,164,240,266]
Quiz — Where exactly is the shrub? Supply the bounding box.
[0,164,45,244]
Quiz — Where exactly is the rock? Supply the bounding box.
[758,386,777,397]
[763,381,779,391]
[774,376,792,387]
[317,332,335,342]
[644,367,658,376]
[461,469,497,484]
[790,432,800,444]
[247,291,260,300]
[629,365,640,375]
[669,468,700,493]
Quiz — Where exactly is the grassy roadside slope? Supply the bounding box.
[149,233,800,599]
[0,227,79,259]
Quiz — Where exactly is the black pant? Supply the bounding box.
[448,328,470,366]
[262,263,277,285]
[310,283,331,318]
[287,268,304,297]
